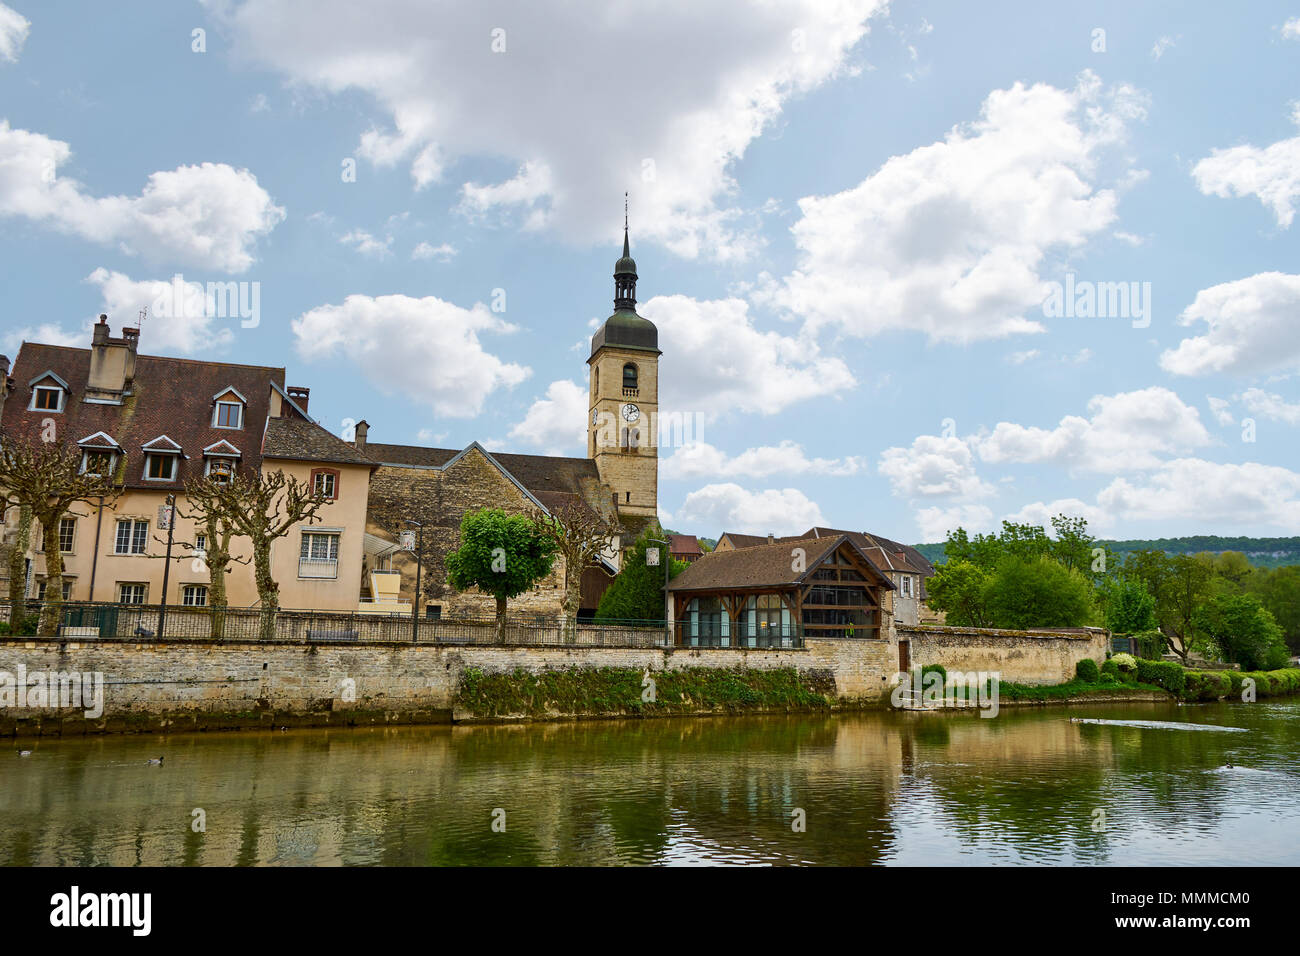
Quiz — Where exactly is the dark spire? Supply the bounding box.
[614,192,637,310]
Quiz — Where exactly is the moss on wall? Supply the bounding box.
[456,665,833,719]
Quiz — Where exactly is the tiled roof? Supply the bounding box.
[1,342,284,490]
[263,416,374,466]
[365,441,601,500]
[668,533,703,555]
[668,534,895,593]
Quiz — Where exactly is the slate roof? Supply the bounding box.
[667,534,894,593]
[263,415,375,467]
[2,342,283,490]
[366,442,602,500]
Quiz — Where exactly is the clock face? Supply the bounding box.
[621,403,640,423]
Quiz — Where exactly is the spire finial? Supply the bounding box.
[623,192,629,257]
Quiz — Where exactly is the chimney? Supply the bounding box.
[86,315,137,402]
[287,386,310,414]
[354,419,369,449]
[766,532,775,544]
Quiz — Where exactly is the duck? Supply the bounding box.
[147,756,164,765]
[17,750,32,757]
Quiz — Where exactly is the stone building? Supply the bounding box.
[355,228,661,621]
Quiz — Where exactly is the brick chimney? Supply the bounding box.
[286,386,310,414]
[766,532,775,544]
[354,419,368,449]
[86,315,138,403]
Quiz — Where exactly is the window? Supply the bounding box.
[115,519,149,555]
[194,533,207,554]
[80,451,115,476]
[144,453,177,481]
[58,517,76,553]
[299,531,340,578]
[623,363,637,390]
[36,578,74,601]
[214,401,243,429]
[686,596,729,647]
[900,575,914,598]
[32,386,64,411]
[311,469,339,500]
[425,605,442,621]
[206,458,235,484]
[182,584,208,607]
[118,583,147,604]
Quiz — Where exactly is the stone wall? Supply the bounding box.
[902,624,1109,685]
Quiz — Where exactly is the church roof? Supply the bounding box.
[365,442,600,500]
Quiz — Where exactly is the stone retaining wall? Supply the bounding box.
[902,624,1109,685]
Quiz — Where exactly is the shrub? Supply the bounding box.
[1098,673,1120,686]
[1111,652,1137,671]
[1135,629,1166,660]
[0,613,38,637]
[1100,659,1120,680]
[912,663,947,688]
[1075,658,1101,683]
[1182,670,1232,701]
[1135,658,1186,695]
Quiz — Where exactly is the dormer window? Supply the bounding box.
[27,372,70,413]
[76,431,120,477]
[141,436,182,483]
[203,440,240,484]
[212,387,247,430]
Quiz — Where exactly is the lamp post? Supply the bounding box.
[646,536,671,648]
[157,494,176,638]
[405,519,423,643]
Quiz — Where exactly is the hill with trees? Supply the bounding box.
[914,535,1300,569]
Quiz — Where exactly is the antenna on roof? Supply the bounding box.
[137,307,147,331]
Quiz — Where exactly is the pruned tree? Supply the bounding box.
[527,496,621,636]
[0,437,120,635]
[175,476,251,639]
[2,494,31,628]
[445,508,556,642]
[211,469,332,640]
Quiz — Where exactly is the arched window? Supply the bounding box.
[623,363,638,392]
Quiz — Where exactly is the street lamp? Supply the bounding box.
[404,519,423,643]
[646,536,671,648]
[157,494,176,638]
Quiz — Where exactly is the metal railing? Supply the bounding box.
[298,557,339,579]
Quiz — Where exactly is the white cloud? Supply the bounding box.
[1007,349,1040,365]
[669,483,824,536]
[1159,271,1300,376]
[84,268,236,354]
[411,240,456,262]
[505,379,587,455]
[0,3,29,63]
[0,121,283,272]
[1150,35,1178,59]
[1192,107,1300,227]
[642,294,855,417]
[915,504,995,542]
[0,322,84,352]
[878,435,995,500]
[339,229,392,258]
[291,293,530,418]
[1097,458,1300,531]
[1002,497,1113,533]
[202,0,886,259]
[1281,17,1300,40]
[1207,395,1235,426]
[975,387,1212,473]
[1238,387,1300,425]
[761,71,1146,343]
[249,92,270,113]
[661,440,865,480]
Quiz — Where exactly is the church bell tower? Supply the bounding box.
[587,205,660,519]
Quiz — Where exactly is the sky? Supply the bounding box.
[1,1,1299,545]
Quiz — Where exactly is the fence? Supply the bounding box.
[0,601,811,650]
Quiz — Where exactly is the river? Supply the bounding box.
[3,699,1298,865]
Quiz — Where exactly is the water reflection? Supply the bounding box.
[2,700,1297,866]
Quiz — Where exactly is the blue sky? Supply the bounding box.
[2,1,1299,544]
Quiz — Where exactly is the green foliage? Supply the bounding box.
[455,665,831,718]
[0,613,38,636]
[1134,659,1187,695]
[1099,575,1158,635]
[1193,592,1290,671]
[1110,652,1137,671]
[1075,658,1100,683]
[594,526,687,623]
[1101,658,1120,680]
[445,508,557,610]
[1134,629,1167,660]
[924,558,991,626]
[1182,670,1233,701]
[980,557,1099,629]
[1245,565,1300,654]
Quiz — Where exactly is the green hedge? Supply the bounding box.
[1135,658,1186,695]
[1182,670,1233,701]
[1226,667,1300,699]
[1075,658,1100,683]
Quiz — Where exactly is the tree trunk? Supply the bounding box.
[205,519,229,640]
[495,595,507,644]
[7,504,31,628]
[37,517,64,636]
[253,542,278,642]
[561,555,581,644]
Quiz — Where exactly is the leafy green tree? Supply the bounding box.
[1099,574,1158,635]
[1158,554,1215,664]
[1193,593,1290,670]
[445,508,557,641]
[981,557,1099,629]
[1247,565,1300,654]
[595,526,687,622]
[925,558,992,627]
[1049,514,1096,574]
